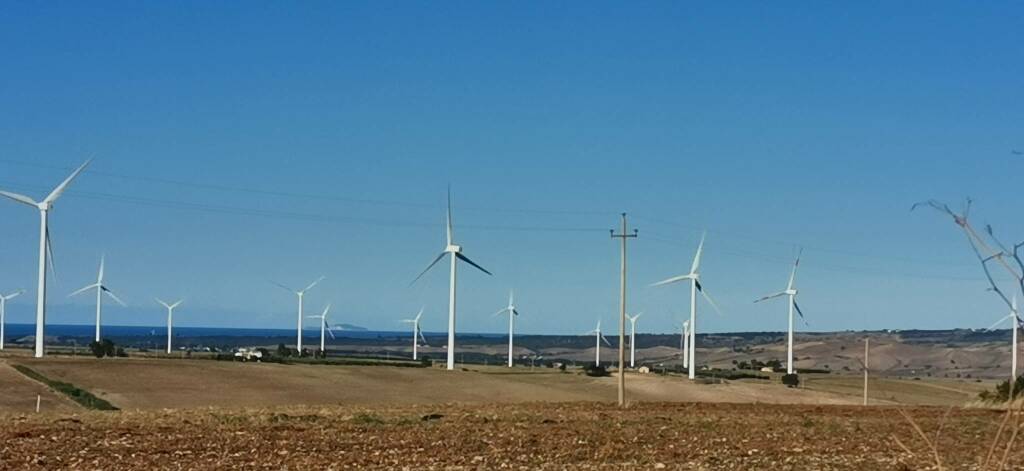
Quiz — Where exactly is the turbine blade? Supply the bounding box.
[787,249,803,291]
[411,252,447,286]
[492,308,508,317]
[270,281,295,293]
[419,329,428,346]
[601,334,612,346]
[690,232,706,274]
[986,314,1014,331]
[302,276,325,293]
[455,253,492,276]
[101,286,127,307]
[754,291,787,303]
[98,255,105,282]
[170,300,183,309]
[3,289,25,300]
[44,159,92,204]
[446,185,453,246]
[326,320,336,340]
[650,274,690,287]
[793,300,808,326]
[321,303,332,317]
[69,283,99,297]
[45,227,56,281]
[415,307,424,322]
[696,281,723,316]
[0,190,38,207]
[155,298,169,309]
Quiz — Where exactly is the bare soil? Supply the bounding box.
[1,402,1019,469]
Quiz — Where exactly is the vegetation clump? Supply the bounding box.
[978,376,1024,403]
[11,364,118,411]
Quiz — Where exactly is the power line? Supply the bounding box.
[0,180,608,234]
[633,214,976,269]
[644,233,985,283]
[0,159,616,217]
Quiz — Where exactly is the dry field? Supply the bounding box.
[2,402,1021,469]
[0,357,880,412]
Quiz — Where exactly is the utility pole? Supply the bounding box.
[863,337,869,406]
[611,213,637,408]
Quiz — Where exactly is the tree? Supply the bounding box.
[276,343,292,358]
[88,339,117,358]
[781,373,800,388]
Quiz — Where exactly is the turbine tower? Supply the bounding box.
[155,298,182,354]
[987,294,1021,385]
[627,312,642,368]
[680,320,690,368]
[585,320,611,366]
[69,255,126,342]
[401,308,426,361]
[411,188,492,370]
[0,159,91,357]
[0,289,25,350]
[307,303,335,354]
[755,249,806,375]
[273,276,324,354]
[652,232,721,379]
[493,290,520,368]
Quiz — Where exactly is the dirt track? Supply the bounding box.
[1,402,1019,470]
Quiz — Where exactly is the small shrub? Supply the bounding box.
[781,373,800,388]
[584,364,609,377]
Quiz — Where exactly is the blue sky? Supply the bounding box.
[0,2,1022,335]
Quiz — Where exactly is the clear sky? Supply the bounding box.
[1,2,1022,335]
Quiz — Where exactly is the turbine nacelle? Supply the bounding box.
[445,244,462,254]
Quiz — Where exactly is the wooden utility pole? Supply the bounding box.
[611,213,637,408]
[863,337,869,406]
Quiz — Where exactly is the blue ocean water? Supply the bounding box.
[3,323,504,340]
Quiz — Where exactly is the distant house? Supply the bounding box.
[760,367,774,373]
[638,366,651,374]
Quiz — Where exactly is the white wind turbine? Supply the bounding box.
[411,188,492,370]
[273,276,324,353]
[755,250,806,375]
[69,255,126,342]
[401,308,427,361]
[584,320,611,366]
[986,294,1022,384]
[493,290,520,368]
[0,159,91,357]
[0,289,25,350]
[307,303,336,353]
[155,298,183,354]
[652,232,722,379]
[627,312,642,368]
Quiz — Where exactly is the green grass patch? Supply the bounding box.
[11,364,119,411]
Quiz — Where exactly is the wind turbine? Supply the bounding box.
[493,290,520,368]
[584,320,611,366]
[755,249,806,375]
[69,255,126,342]
[0,289,25,350]
[401,307,427,361]
[155,298,182,354]
[307,303,336,354]
[0,159,91,357]
[411,188,492,370]
[627,312,642,368]
[987,294,1022,386]
[273,276,324,354]
[652,232,721,379]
